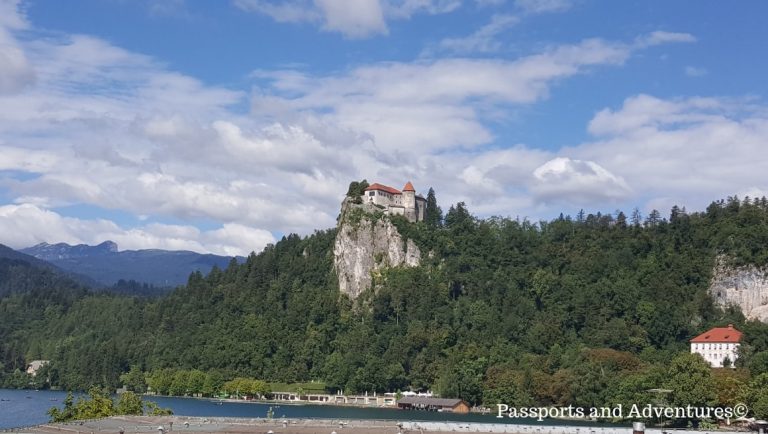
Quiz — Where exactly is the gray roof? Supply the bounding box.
[397,397,464,407]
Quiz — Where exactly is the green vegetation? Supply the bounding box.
[47,387,172,422]
[346,180,370,204]
[3,194,768,422]
[268,381,327,394]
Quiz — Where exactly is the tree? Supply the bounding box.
[74,387,116,420]
[747,351,768,376]
[115,391,144,415]
[748,374,768,418]
[146,369,174,395]
[645,209,662,227]
[346,180,369,203]
[483,366,533,407]
[145,401,173,416]
[119,366,147,393]
[665,354,717,409]
[444,202,472,228]
[425,188,443,227]
[48,392,75,423]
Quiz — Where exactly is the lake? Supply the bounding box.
[0,389,613,430]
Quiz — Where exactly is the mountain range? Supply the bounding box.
[20,241,243,288]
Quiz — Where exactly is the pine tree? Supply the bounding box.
[425,187,443,227]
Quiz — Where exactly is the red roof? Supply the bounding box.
[403,181,415,192]
[690,324,742,343]
[365,183,401,195]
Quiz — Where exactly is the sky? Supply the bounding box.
[0,0,767,256]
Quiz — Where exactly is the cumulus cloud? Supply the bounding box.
[574,94,768,212]
[0,2,717,253]
[531,157,631,203]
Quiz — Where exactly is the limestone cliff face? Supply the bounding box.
[710,256,768,322]
[333,200,421,300]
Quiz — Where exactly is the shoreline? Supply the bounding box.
[3,415,752,434]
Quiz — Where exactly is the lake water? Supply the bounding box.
[0,389,614,430]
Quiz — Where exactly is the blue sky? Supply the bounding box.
[0,0,767,255]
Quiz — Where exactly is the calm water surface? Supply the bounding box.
[0,389,615,430]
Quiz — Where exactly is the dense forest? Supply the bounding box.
[2,192,768,419]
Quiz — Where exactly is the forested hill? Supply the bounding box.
[2,196,768,413]
[0,244,97,290]
[0,244,89,298]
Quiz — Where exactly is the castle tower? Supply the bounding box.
[402,181,417,221]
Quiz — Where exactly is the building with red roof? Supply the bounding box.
[362,181,426,222]
[690,324,742,368]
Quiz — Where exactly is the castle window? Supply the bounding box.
[369,191,375,196]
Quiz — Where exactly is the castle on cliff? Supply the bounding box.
[362,181,427,223]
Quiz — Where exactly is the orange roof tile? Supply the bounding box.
[403,181,415,192]
[690,324,742,343]
[365,183,401,195]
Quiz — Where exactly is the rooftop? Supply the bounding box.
[690,324,742,343]
[364,183,402,195]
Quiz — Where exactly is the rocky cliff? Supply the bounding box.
[710,256,768,322]
[333,199,421,300]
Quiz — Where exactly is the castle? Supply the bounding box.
[362,181,427,223]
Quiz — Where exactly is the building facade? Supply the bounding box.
[396,397,470,414]
[26,360,49,376]
[690,324,742,368]
[362,181,427,223]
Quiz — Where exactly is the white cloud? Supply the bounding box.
[574,94,768,213]
[316,0,387,37]
[685,65,707,77]
[0,204,275,255]
[0,0,34,94]
[253,36,644,154]
[232,0,320,23]
[234,0,461,38]
[0,0,27,30]
[0,0,717,252]
[531,157,631,203]
[432,13,519,54]
[384,0,461,18]
[514,0,572,14]
[634,31,696,48]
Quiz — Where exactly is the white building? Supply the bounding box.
[362,181,427,223]
[26,360,49,376]
[690,324,742,368]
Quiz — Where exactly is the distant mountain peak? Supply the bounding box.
[96,240,119,252]
[21,240,120,261]
[19,240,242,288]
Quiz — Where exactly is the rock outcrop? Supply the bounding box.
[333,199,421,300]
[710,256,768,322]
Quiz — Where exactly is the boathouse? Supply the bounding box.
[396,397,470,414]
